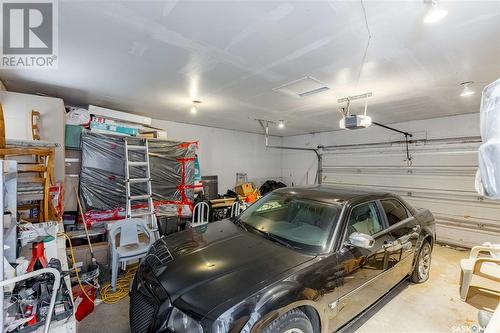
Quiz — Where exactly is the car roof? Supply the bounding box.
[272,185,392,205]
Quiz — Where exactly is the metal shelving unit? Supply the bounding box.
[1,160,76,333]
[3,160,17,263]
[1,160,17,331]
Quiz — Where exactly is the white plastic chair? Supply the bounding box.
[460,242,500,301]
[191,201,209,227]
[483,303,500,333]
[109,218,154,291]
[230,200,246,217]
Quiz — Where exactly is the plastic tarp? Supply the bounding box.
[476,78,500,199]
[79,131,197,220]
[66,107,91,125]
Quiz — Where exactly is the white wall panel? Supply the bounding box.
[152,119,284,193]
[0,91,66,181]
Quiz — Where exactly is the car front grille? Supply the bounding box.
[145,238,174,274]
[130,277,157,333]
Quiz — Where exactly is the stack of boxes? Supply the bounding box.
[234,182,260,203]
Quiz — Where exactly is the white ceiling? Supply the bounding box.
[1,0,499,136]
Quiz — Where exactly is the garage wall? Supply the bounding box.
[152,119,283,194]
[282,113,500,247]
[1,89,284,196]
[0,91,66,181]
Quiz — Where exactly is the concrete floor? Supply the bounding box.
[78,245,499,333]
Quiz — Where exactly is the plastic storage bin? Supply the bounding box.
[65,125,84,149]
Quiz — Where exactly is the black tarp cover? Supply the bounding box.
[79,131,196,220]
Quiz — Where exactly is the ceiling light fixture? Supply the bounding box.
[190,100,202,114]
[460,81,475,97]
[424,0,448,24]
[278,120,285,129]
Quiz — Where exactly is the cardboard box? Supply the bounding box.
[90,121,139,136]
[64,175,79,212]
[67,242,109,269]
[235,183,253,196]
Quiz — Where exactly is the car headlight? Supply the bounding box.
[167,307,203,333]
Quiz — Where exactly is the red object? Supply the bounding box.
[72,285,95,321]
[27,241,48,272]
[178,141,199,149]
[49,184,63,217]
[245,193,258,203]
[27,315,37,326]
[25,305,37,326]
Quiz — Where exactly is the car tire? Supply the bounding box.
[411,240,432,283]
[263,309,313,333]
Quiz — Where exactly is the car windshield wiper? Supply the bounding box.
[230,217,248,231]
[244,223,301,250]
[267,233,301,249]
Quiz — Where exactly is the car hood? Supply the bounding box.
[151,219,315,316]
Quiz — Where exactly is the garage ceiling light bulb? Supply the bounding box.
[460,81,475,97]
[424,0,448,24]
[278,120,285,129]
[190,100,202,114]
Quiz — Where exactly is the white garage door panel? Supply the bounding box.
[436,224,499,248]
[322,148,478,167]
[408,198,499,222]
[325,173,475,192]
[321,139,500,247]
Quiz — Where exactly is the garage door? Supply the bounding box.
[320,137,500,247]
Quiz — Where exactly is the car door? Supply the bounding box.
[380,198,419,279]
[331,200,397,330]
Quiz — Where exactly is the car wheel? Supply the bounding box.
[411,240,432,283]
[263,309,313,333]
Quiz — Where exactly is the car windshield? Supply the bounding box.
[238,192,341,253]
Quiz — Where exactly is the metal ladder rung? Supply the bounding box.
[128,161,148,167]
[129,194,151,200]
[128,178,150,183]
[124,138,159,240]
[127,145,147,151]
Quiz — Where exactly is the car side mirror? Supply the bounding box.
[348,232,375,249]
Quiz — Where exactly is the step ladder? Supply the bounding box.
[124,138,159,239]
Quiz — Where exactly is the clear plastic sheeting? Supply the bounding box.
[80,130,196,219]
[477,78,500,199]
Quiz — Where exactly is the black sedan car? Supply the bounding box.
[130,186,435,333]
